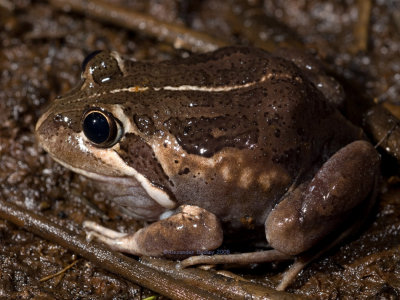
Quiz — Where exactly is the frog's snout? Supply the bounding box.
[35,109,70,155]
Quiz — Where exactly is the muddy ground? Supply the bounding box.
[0,0,400,298]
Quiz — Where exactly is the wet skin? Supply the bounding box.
[35,47,380,264]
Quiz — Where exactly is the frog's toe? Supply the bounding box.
[179,249,302,291]
[83,221,143,254]
[83,220,128,238]
[179,249,291,268]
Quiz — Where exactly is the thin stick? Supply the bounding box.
[0,0,13,10]
[141,257,303,300]
[351,0,372,53]
[364,105,400,160]
[39,259,80,282]
[0,198,217,300]
[0,198,300,299]
[48,0,228,53]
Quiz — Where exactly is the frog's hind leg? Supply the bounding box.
[265,140,380,257]
[265,140,380,289]
[181,140,380,290]
[275,219,369,291]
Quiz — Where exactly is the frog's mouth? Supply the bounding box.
[50,154,137,185]
[51,150,177,211]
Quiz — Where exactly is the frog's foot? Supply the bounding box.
[179,249,291,268]
[179,249,297,291]
[83,220,144,255]
[275,216,371,291]
[83,205,223,257]
[84,221,128,239]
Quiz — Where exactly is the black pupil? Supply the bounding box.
[83,112,110,144]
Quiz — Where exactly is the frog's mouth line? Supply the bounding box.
[50,155,135,184]
[35,108,53,133]
[49,154,177,210]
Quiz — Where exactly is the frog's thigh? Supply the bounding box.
[265,140,380,256]
[85,205,223,256]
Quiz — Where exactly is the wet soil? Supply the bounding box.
[0,0,400,298]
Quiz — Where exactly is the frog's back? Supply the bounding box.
[119,47,361,227]
[37,46,362,229]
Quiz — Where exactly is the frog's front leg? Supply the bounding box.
[84,205,223,256]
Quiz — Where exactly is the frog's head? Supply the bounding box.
[35,51,176,211]
[35,50,129,180]
[35,101,129,180]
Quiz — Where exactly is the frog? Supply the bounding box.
[35,47,380,289]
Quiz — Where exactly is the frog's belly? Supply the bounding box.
[171,159,293,228]
[93,180,168,221]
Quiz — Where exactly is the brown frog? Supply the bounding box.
[35,47,380,289]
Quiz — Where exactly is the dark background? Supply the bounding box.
[0,0,399,298]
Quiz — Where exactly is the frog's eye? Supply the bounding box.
[82,109,122,147]
[81,51,122,85]
[81,50,103,72]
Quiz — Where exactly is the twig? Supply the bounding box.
[0,198,299,299]
[364,105,400,160]
[140,257,302,300]
[0,0,13,11]
[0,198,217,300]
[351,0,372,53]
[47,0,228,53]
[39,259,80,282]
